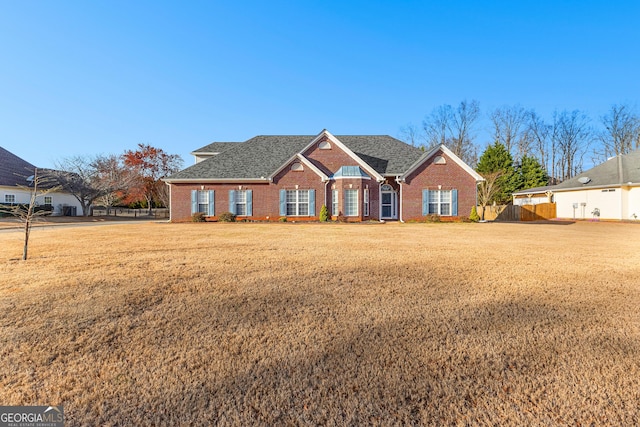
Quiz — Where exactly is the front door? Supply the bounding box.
[381,190,397,219]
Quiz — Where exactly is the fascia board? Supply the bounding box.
[162,178,269,184]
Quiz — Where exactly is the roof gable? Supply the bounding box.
[401,145,484,182]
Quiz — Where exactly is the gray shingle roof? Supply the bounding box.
[553,150,640,190]
[167,135,424,181]
[514,149,640,194]
[0,146,37,187]
[192,141,241,154]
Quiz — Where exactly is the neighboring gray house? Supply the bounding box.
[0,146,82,216]
[513,150,640,220]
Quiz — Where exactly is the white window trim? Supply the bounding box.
[344,189,358,217]
[5,194,16,204]
[363,188,369,216]
[429,189,452,216]
[332,189,338,216]
[235,190,247,216]
[197,190,209,215]
[285,189,310,216]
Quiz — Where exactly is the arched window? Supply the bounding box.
[290,162,304,171]
[318,141,331,150]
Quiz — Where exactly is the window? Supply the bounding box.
[318,141,331,150]
[191,190,214,216]
[332,189,339,216]
[235,190,247,216]
[198,191,209,215]
[290,162,304,171]
[44,196,52,205]
[5,194,16,204]
[229,190,252,216]
[286,190,310,216]
[344,189,358,216]
[280,189,314,216]
[363,189,369,216]
[424,189,457,216]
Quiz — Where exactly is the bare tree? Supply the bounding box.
[422,100,480,165]
[490,105,532,160]
[595,103,640,162]
[527,111,553,182]
[552,110,592,181]
[92,154,136,214]
[477,171,501,221]
[398,123,424,148]
[0,168,60,260]
[53,154,127,216]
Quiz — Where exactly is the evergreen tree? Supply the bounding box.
[519,155,548,189]
[476,142,519,204]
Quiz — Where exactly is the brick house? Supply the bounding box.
[164,130,483,222]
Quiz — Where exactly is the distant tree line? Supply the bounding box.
[49,144,183,216]
[400,101,640,184]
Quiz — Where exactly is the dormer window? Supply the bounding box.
[291,162,304,171]
[318,141,331,150]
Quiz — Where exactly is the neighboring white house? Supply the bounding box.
[513,150,640,221]
[0,146,83,216]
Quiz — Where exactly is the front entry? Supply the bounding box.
[381,185,397,220]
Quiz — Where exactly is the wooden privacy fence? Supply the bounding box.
[477,203,556,222]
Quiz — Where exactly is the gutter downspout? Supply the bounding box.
[166,182,172,222]
[395,177,404,223]
[324,178,330,217]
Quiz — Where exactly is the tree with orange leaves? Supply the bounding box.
[122,144,183,215]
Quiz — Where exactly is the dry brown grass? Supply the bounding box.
[1,221,639,426]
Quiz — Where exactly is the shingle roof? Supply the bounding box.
[337,135,424,175]
[514,149,640,194]
[191,142,241,154]
[0,146,37,187]
[553,150,640,190]
[167,135,424,181]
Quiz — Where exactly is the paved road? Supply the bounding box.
[0,219,165,233]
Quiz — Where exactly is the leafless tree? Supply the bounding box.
[92,154,137,214]
[398,122,424,148]
[53,154,128,216]
[490,105,533,160]
[422,100,480,165]
[594,103,640,162]
[477,171,502,221]
[552,110,592,181]
[527,111,553,181]
[0,168,60,260]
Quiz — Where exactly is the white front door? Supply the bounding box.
[381,191,397,219]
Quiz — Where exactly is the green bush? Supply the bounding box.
[278,216,288,222]
[469,206,480,222]
[319,205,329,222]
[218,212,236,222]
[191,212,206,222]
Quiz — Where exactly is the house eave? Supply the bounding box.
[163,178,270,184]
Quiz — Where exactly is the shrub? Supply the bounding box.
[191,212,206,222]
[319,205,329,222]
[217,212,236,222]
[278,216,287,222]
[424,214,441,223]
[469,206,480,222]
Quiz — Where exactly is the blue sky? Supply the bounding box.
[1,1,638,168]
